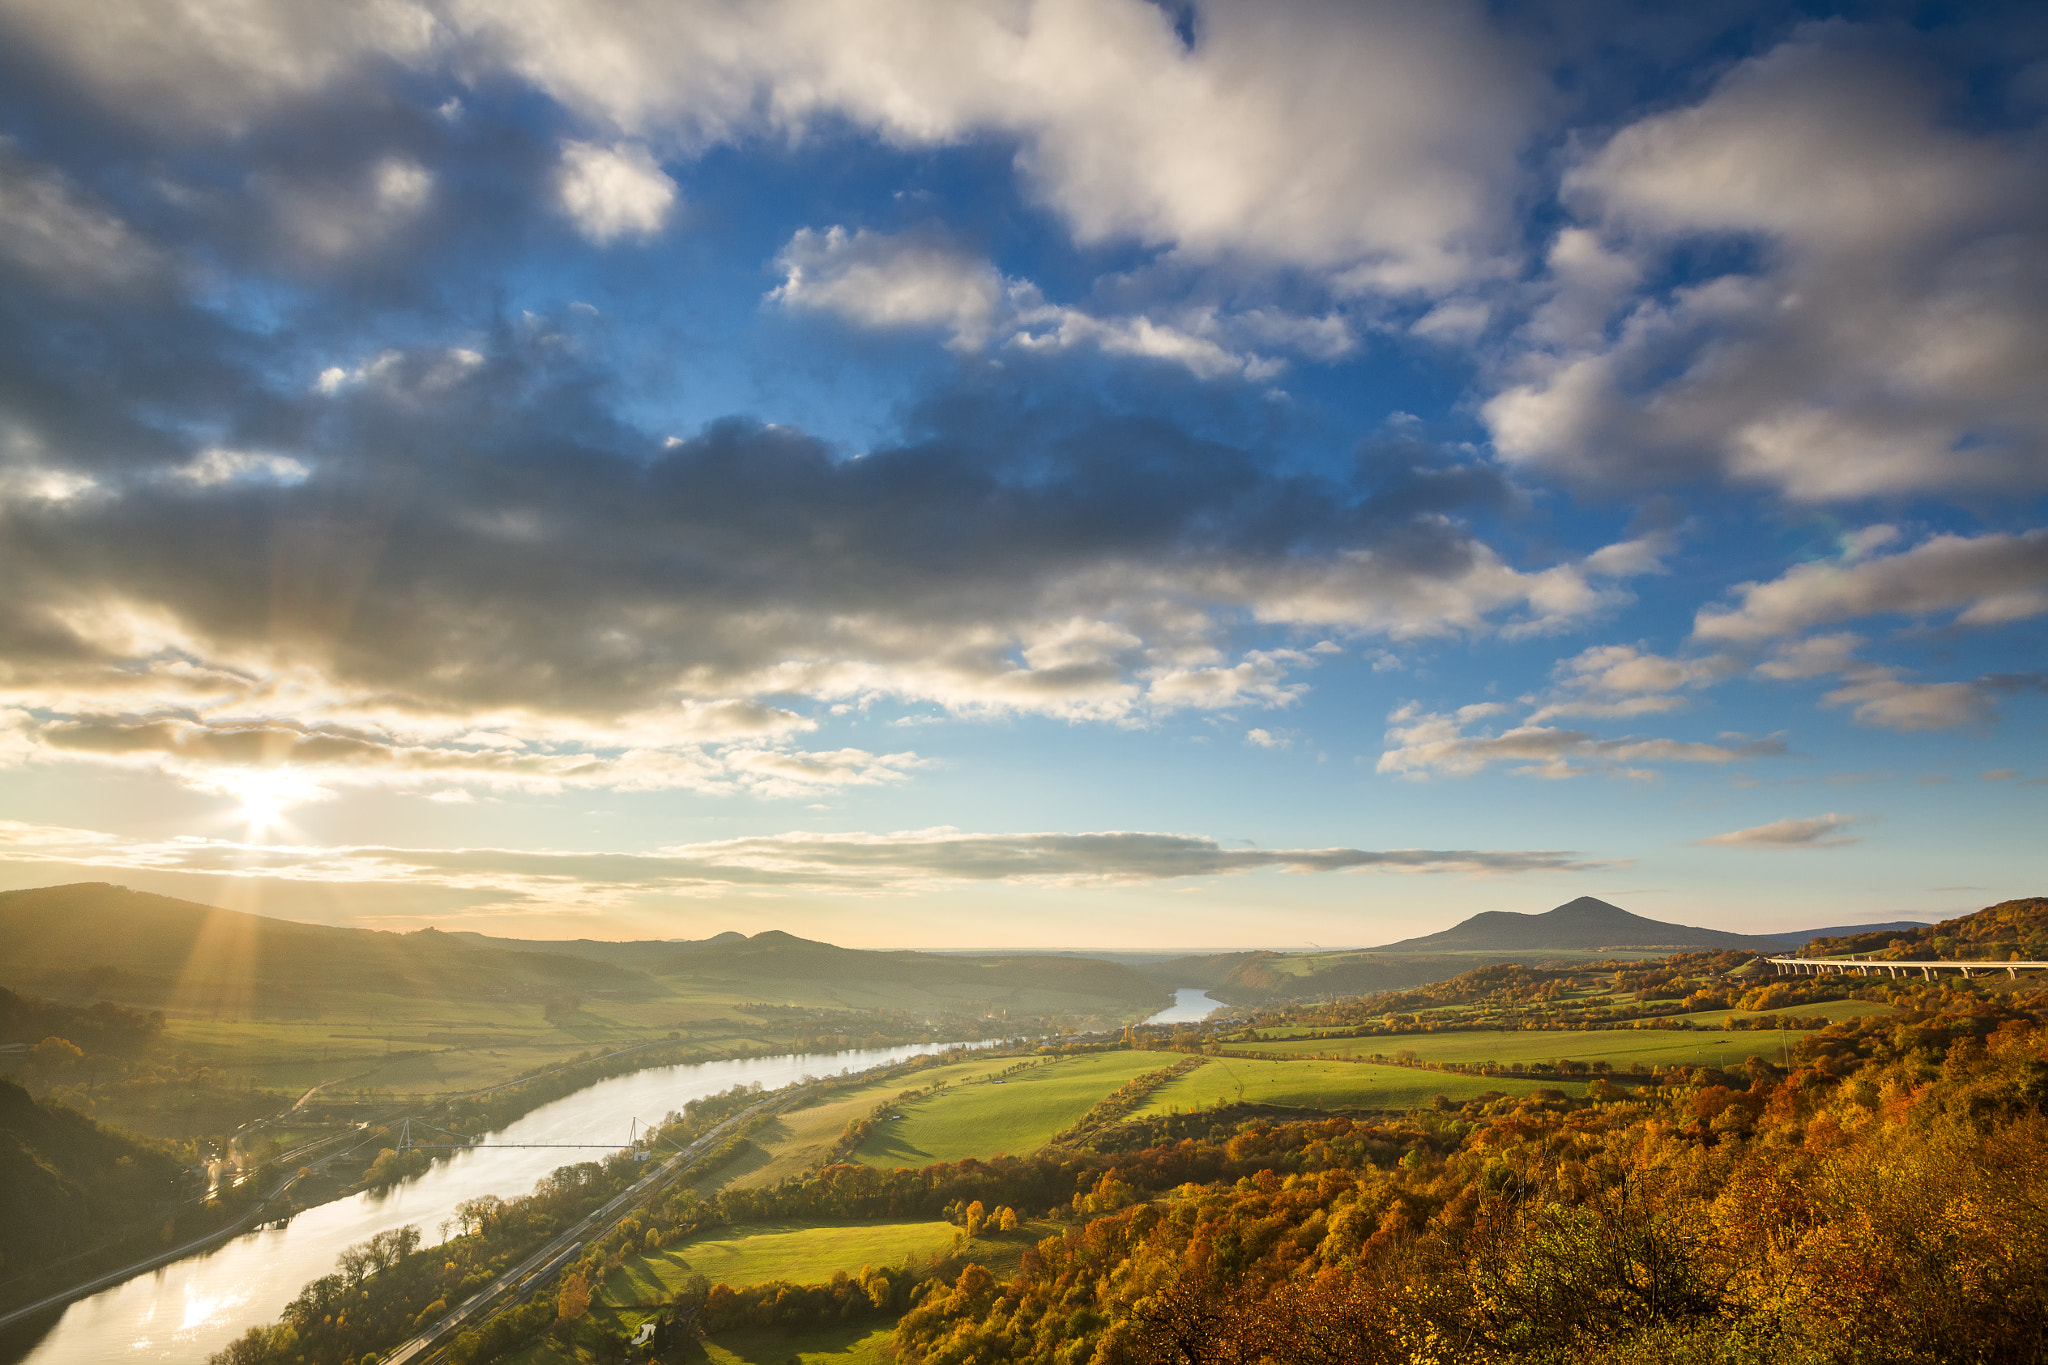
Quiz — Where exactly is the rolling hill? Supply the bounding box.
[0,1076,189,1278]
[0,883,657,1014]
[1373,896,1783,952]
[647,930,1169,1015]
[1802,897,2048,961]
[0,884,1168,1021]
[1140,899,1942,1004]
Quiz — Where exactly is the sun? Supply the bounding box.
[213,769,324,839]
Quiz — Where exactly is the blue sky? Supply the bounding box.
[0,0,2042,947]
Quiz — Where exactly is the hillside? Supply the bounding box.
[1144,902,1937,1005]
[1803,897,2048,961]
[1767,920,1929,945]
[0,884,662,1015]
[1375,896,1781,952]
[649,931,1168,1015]
[440,929,748,967]
[0,884,1166,1023]
[0,1076,190,1277]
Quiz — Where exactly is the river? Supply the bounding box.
[0,1040,985,1365]
[1145,988,1225,1023]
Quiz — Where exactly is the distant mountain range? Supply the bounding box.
[1371,896,1928,953]
[0,883,1948,1020]
[0,884,1167,1018]
[1132,897,1938,1005]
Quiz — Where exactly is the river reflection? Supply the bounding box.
[1,1040,984,1365]
[1145,988,1225,1024]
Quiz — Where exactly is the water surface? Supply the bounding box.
[1145,988,1225,1024]
[2,1041,978,1365]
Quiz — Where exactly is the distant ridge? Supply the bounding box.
[1375,896,1781,952]
[1762,920,1929,947]
[0,883,1166,1017]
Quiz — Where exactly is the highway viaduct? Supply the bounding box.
[1768,956,2048,980]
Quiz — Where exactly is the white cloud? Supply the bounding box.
[0,820,1611,901]
[170,449,311,488]
[1693,529,2048,644]
[1753,632,1866,681]
[4,0,1532,292]
[556,140,678,244]
[1740,624,2020,734]
[1487,33,2048,501]
[770,227,1002,349]
[769,225,1346,377]
[1819,675,1993,733]
[448,0,1535,290]
[1376,702,1782,781]
[1526,643,1731,722]
[1697,813,1860,849]
[0,465,100,507]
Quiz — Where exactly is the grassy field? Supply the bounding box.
[1682,999,1893,1026]
[1226,1026,1821,1071]
[610,1220,960,1297]
[854,1051,1170,1167]
[698,1055,1032,1194]
[507,1219,1054,1365]
[1134,1056,1579,1116]
[508,1320,898,1365]
[698,1322,898,1364]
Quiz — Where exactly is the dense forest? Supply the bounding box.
[0,1077,194,1288]
[891,992,2048,1364]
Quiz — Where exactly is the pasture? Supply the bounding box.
[1133,1056,1577,1117]
[699,1055,1031,1193]
[854,1050,1171,1167]
[612,1220,959,1294]
[1225,1024,1822,1071]
[509,1319,896,1365]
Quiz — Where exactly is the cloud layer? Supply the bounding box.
[0,820,1609,907]
[0,313,1658,800]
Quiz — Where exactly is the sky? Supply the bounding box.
[0,0,2043,950]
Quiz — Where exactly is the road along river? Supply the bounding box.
[0,1040,985,1365]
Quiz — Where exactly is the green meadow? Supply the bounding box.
[509,1321,897,1365]
[1134,1056,1578,1117]
[854,1051,1170,1167]
[1680,999,1893,1026]
[697,1055,1031,1194]
[505,1218,1057,1365]
[609,1220,959,1295]
[1226,1023,1837,1071]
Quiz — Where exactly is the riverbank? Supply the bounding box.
[0,1029,1003,1333]
[0,1039,1007,1365]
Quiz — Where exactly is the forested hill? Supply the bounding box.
[0,1076,188,1279]
[1803,897,2048,961]
[1376,896,1781,952]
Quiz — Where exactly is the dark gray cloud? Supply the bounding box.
[0,299,1653,795]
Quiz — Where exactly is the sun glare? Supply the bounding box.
[213,769,324,838]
